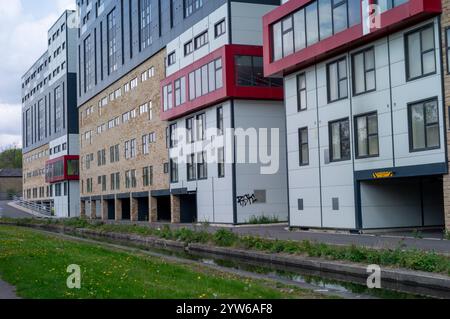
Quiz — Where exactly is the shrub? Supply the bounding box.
[248,215,280,225]
[213,229,238,247]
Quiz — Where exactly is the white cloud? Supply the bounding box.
[0,0,76,149]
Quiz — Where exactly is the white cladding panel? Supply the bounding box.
[285,18,445,229]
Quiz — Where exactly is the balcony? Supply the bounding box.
[160,45,284,121]
[263,0,442,77]
[45,155,80,184]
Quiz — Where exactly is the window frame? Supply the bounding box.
[354,111,380,159]
[351,46,376,96]
[404,23,436,82]
[297,72,307,111]
[407,97,441,152]
[327,57,348,103]
[214,19,226,38]
[328,117,351,163]
[298,127,309,166]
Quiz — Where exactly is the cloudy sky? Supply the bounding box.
[0,0,76,150]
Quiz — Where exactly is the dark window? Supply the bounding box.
[271,0,361,62]
[214,19,226,38]
[235,56,282,87]
[352,47,376,95]
[167,51,176,66]
[297,73,307,111]
[327,57,348,102]
[194,31,208,50]
[408,98,440,151]
[405,24,436,81]
[197,152,207,180]
[196,113,205,141]
[184,41,193,56]
[218,147,225,178]
[355,112,379,158]
[169,123,178,148]
[170,158,179,183]
[184,0,204,18]
[186,117,194,143]
[329,118,351,162]
[140,0,152,49]
[187,154,196,181]
[217,106,224,135]
[107,9,118,74]
[299,127,309,166]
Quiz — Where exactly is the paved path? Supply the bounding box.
[0,279,19,299]
[108,221,450,255]
[0,201,33,219]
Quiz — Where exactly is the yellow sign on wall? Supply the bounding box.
[372,171,395,179]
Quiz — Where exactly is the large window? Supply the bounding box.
[107,9,118,74]
[54,85,63,133]
[352,47,376,95]
[235,56,283,88]
[329,118,351,162]
[408,99,440,152]
[299,127,309,166]
[355,113,379,158]
[163,83,173,111]
[327,58,348,102]
[405,24,436,81]
[84,35,94,92]
[140,0,152,49]
[184,0,204,18]
[297,73,307,111]
[188,58,223,101]
[272,0,361,61]
[174,77,186,106]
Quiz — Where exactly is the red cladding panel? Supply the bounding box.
[263,0,442,77]
[160,45,284,121]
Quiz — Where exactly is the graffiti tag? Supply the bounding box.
[237,194,257,207]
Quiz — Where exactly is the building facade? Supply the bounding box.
[263,0,448,230]
[161,1,289,224]
[21,10,80,218]
[78,0,287,224]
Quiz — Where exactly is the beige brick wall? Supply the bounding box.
[79,48,169,200]
[442,1,450,231]
[22,144,50,201]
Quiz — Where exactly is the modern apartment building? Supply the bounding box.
[77,0,286,223]
[21,10,80,218]
[263,0,448,231]
[161,1,289,224]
